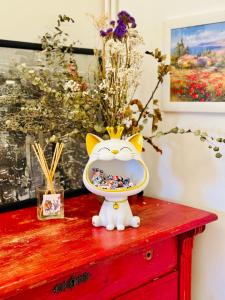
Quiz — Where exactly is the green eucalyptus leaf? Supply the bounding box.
[201,132,208,137]
[94,124,104,133]
[170,127,179,134]
[216,138,223,142]
[194,130,201,136]
[156,131,163,137]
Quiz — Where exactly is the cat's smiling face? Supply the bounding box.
[86,133,143,161]
[91,138,140,161]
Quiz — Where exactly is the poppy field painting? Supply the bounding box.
[170,21,225,103]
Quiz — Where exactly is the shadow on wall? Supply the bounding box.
[143,112,225,212]
[168,120,225,212]
[192,217,225,300]
[143,142,183,200]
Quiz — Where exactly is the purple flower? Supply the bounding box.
[114,23,127,39]
[100,30,107,37]
[118,10,130,18]
[106,28,113,34]
[116,11,136,29]
[113,19,128,39]
[117,19,126,26]
[101,11,137,39]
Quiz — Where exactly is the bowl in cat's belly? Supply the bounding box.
[83,158,149,199]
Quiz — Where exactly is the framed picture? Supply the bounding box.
[163,10,225,112]
[0,40,96,211]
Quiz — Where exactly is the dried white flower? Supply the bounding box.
[64,80,81,92]
[122,118,132,128]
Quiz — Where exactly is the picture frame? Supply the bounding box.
[0,39,95,212]
[163,10,225,112]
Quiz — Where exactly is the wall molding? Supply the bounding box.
[104,0,119,20]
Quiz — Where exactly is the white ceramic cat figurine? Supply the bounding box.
[92,201,140,231]
[83,126,149,231]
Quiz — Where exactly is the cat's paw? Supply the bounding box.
[92,215,102,227]
[131,216,140,228]
[106,224,115,230]
[117,224,125,231]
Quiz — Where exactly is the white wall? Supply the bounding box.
[118,1,225,299]
[1,0,224,298]
[0,0,104,48]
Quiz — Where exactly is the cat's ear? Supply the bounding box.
[127,133,143,153]
[86,133,102,156]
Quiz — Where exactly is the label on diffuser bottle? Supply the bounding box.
[42,194,61,216]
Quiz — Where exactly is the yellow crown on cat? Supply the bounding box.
[106,126,124,139]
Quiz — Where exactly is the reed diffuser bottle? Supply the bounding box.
[32,142,64,220]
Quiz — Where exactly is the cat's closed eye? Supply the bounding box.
[120,147,132,152]
[98,147,111,152]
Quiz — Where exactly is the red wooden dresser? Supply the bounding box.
[0,194,217,300]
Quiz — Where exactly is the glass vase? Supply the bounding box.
[36,182,64,220]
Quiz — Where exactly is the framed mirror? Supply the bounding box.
[0,39,97,211]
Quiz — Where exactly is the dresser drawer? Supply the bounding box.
[8,237,177,300]
[116,271,178,300]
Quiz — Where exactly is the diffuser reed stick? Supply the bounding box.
[32,142,64,194]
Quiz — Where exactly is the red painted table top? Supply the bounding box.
[0,194,217,298]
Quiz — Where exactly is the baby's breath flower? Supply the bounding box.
[122,118,132,128]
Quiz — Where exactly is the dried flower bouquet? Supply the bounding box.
[1,12,224,158]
